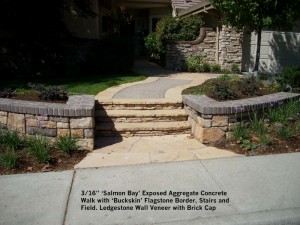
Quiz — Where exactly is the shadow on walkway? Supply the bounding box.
[133,60,177,77]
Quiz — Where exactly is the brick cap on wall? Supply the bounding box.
[0,95,95,117]
[183,92,300,115]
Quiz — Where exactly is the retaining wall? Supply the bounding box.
[166,26,243,71]
[183,93,300,143]
[0,95,95,151]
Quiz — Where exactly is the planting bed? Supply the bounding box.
[0,146,88,175]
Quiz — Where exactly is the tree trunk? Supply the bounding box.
[253,27,262,75]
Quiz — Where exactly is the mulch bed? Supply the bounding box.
[211,138,300,156]
[10,93,67,103]
[0,148,88,175]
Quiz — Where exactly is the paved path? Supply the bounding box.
[91,60,233,168]
[1,153,300,225]
[113,78,191,99]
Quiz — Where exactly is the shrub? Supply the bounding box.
[218,74,233,81]
[250,116,267,135]
[240,76,260,96]
[186,54,204,72]
[55,136,78,155]
[0,130,23,151]
[277,65,300,89]
[0,88,16,98]
[27,82,46,92]
[210,80,237,100]
[202,62,211,72]
[231,64,240,73]
[145,15,203,64]
[276,126,293,140]
[25,135,50,163]
[259,134,272,146]
[0,150,17,169]
[39,86,68,101]
[211,64,221,73]
[144,32,162,62]
[232,124,249,140]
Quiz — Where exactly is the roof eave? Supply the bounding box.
[178,0,215,17]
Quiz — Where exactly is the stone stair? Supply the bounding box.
[95,99,191,137]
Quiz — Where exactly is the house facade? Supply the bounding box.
[64,0,171,39]
[169,0,300,74]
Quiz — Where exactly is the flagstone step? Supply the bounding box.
[96,99,182,110]
[96,121,191,137]
[95,109,188,122]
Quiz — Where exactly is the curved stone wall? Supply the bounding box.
[183,92,300,143]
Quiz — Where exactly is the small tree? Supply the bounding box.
[210,0,300,73]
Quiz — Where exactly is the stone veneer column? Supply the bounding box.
[218,26,243,70]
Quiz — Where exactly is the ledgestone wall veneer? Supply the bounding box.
[183,92,300,143]
[166,26,243,71]
[0,95,95,151]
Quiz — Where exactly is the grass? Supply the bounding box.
[0,150,17,169]
[55,136,78,155]
[0,74,147,95]
[0,129,23,151]
[25,135,51,163]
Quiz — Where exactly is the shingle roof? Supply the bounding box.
[171,0,203,11]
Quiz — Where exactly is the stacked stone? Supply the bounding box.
[0,95,95,151]
[165,26,243,71]
[218,26,243,69]
[183,93,300,144]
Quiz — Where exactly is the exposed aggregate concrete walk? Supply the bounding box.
[87,60,236,169]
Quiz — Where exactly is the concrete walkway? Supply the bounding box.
[1,152,300,225]
[86,60,236,169]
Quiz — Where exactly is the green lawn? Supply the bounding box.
[0,74,147,95]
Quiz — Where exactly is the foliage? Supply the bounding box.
[144,32,162,62]
[211,80,237,100]
[25,135,51,163]
[266,100,300,123]
[240,76,261,96]
[145,15,203,64]
[0,150,17,169]
[276,126,293,140]
[232,124,249,140]
[202,63,211,72]
[259,134,272,146]
[186,55,205,72]
[0,88,16,98]
[55,136,78,155]
[277,65,300,89]
[26,82,68,101]
[211,64,222,73]
[39,86,68,101]
[27,82,46,92]
[210,0,300,72]
[240,139,257,150]
[249,115,267,135]
[230,64,240,73]
[0,130,23,151]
